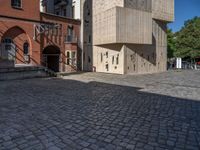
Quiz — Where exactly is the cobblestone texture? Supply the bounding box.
[0,70,200,150]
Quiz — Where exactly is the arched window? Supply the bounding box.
[23,42,29,55]
[11,0,22,8]
[2,38,14,51]
[2,38,13,44]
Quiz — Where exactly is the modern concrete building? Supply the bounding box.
[81,0,174,74]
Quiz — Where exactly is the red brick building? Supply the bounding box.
[0,0,81,72]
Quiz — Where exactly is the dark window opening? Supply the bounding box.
[23,42,29,55]
[116,55,119,65]
[112,56,114,64]
[83,52,85,62]
[101,53,103,62]
[88,56,91,63]
[72,6,75,18]
[2,38,13,44]
[106,52,108,58]
[88,35,91,43]
[67,26,74,42]
[11,0,22,8]
[5,45,12,51]
[63,9,67,16]
[106,64,109,71]
[56,11,60,15]
[67,51,70,65]
[87,8,90,16]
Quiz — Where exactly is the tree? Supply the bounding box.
[167,29,176,58]
[175,17,200,62]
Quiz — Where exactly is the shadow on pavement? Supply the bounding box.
[0,78,200,150]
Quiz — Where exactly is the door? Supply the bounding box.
[47,55,60,72]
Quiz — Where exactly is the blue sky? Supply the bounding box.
[168,0,200,32]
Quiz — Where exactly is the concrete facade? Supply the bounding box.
[81,0,174,74]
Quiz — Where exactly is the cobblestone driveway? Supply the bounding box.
[0,70,200,150]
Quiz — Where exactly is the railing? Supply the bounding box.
[62,56,78,71]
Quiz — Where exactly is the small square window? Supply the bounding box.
[11,0,22,8]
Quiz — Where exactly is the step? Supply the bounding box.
[0,59,14,68]
[0,66,52,81]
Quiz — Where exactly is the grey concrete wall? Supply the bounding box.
[152,0,174,22]
[124,19,167,74]
[93,44,125,74]
[81,0,174,74]
[124,0,152,12]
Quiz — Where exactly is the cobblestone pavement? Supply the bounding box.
[0,70,200,150]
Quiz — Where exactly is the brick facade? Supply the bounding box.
[0,0,81,72]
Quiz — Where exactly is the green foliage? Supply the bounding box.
[167,29,176,58]
[175,17,200,60]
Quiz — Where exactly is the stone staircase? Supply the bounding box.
[0,66,56,81]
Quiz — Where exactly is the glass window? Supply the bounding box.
[67,26,74,42]
[11,0,22,8]
[23,42,29,55]
[66,51,70,65]
[2,38,13,44]
[72,52,76,58]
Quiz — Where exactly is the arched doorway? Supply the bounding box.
[43,45,60,72]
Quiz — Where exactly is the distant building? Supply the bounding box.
[40,0,72,18]
[81,0,175,74]
[0,0,81,72]
[40,0,80,19]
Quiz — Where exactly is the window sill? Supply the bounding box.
[12,6,23,10]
